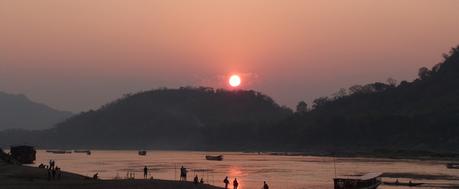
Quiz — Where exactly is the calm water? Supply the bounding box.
[30,150,459,189]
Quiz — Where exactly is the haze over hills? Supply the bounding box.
[1,46,459,153]
[0,88,292,149]
[0,92,72,131]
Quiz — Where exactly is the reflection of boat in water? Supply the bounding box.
[205,155,223,161]
[74,150,91,155]
[138,150,147,156]
[333,172,382,189]
[46,150,72,154]
[447,163,459,169]
[383,181,422,187]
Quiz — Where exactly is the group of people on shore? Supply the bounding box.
[179,165,269,189]
[38,160,62,181]
[223,176,269,189]
[91,164,269,189]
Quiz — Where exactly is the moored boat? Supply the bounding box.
[333,172,382,189]
[46,150,72,154]
[138,150,147,156]
[74,150,91,155]
[205,155,223,161]
[10,145,36,164]
[447,163,459,169]
[383,181,422,187]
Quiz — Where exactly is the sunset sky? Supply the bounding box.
[1,0,459,112]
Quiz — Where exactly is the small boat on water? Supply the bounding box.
[46,150,72,154]
[333,172,382,189]
[74,150,91,155]
[205,155,223,161]
[447,163,459,169]
[383,181,422,187]
[138,150,147,156]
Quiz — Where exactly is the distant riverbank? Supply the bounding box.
[263,149,459,161]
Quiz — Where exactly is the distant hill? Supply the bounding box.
[0,92,72,131]
[14,88,291,149]
[2,46,459,154]
[266,45,459,152]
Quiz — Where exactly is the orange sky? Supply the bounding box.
[1,0,459,112]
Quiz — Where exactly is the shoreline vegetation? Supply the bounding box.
[0,151,223,189]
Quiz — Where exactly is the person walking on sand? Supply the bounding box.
[263,181,269,189]
[223,176,230,189]
[233,178,239,189]
[143,166,148,179]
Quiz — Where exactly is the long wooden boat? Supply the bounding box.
[205,155,223,161]
[10,145,36,164]
[46,150,71,154]
[333,172,382,189]
[74,150,91,155]
[447,163,459,169]
[383,181,422,187]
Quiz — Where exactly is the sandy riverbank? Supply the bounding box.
[0,160,223,189]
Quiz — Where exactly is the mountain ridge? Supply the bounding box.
[0,91,73,131]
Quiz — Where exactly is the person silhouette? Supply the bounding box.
[233,178,239,189]
[223,176,230,188]
[200,177,204,184]
[143,166,148,179]
[180,166,187,181]
[194,175,199,184]
[263,181,269,189]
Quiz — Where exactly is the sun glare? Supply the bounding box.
[229,75,241,87]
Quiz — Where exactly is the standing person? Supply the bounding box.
[56,167,61,180]
[194,175,199,184]
[180,166,187,181]
[47,168,51,181]
[52,167,56,180]
[200,177,204,184]
[143,166,148,179]
[223,176,229,189]
[263,181,269,189]
[233,178,239,189]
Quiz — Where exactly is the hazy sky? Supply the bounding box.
[1,0,459,112]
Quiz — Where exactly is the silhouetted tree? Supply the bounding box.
[296,101,308,113]
[418,67,431,80]
[387,78,397,87]
[332,88,347,99]
[312,97,329,109]
[348,85,364,94]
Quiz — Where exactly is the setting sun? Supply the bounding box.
[229,75,241,87]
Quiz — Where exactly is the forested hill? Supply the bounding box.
[2,47,459,153]
[268,46,459,152]
[35,88,292,148]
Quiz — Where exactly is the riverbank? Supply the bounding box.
[264,149,459,161]
[0,159,223,189]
